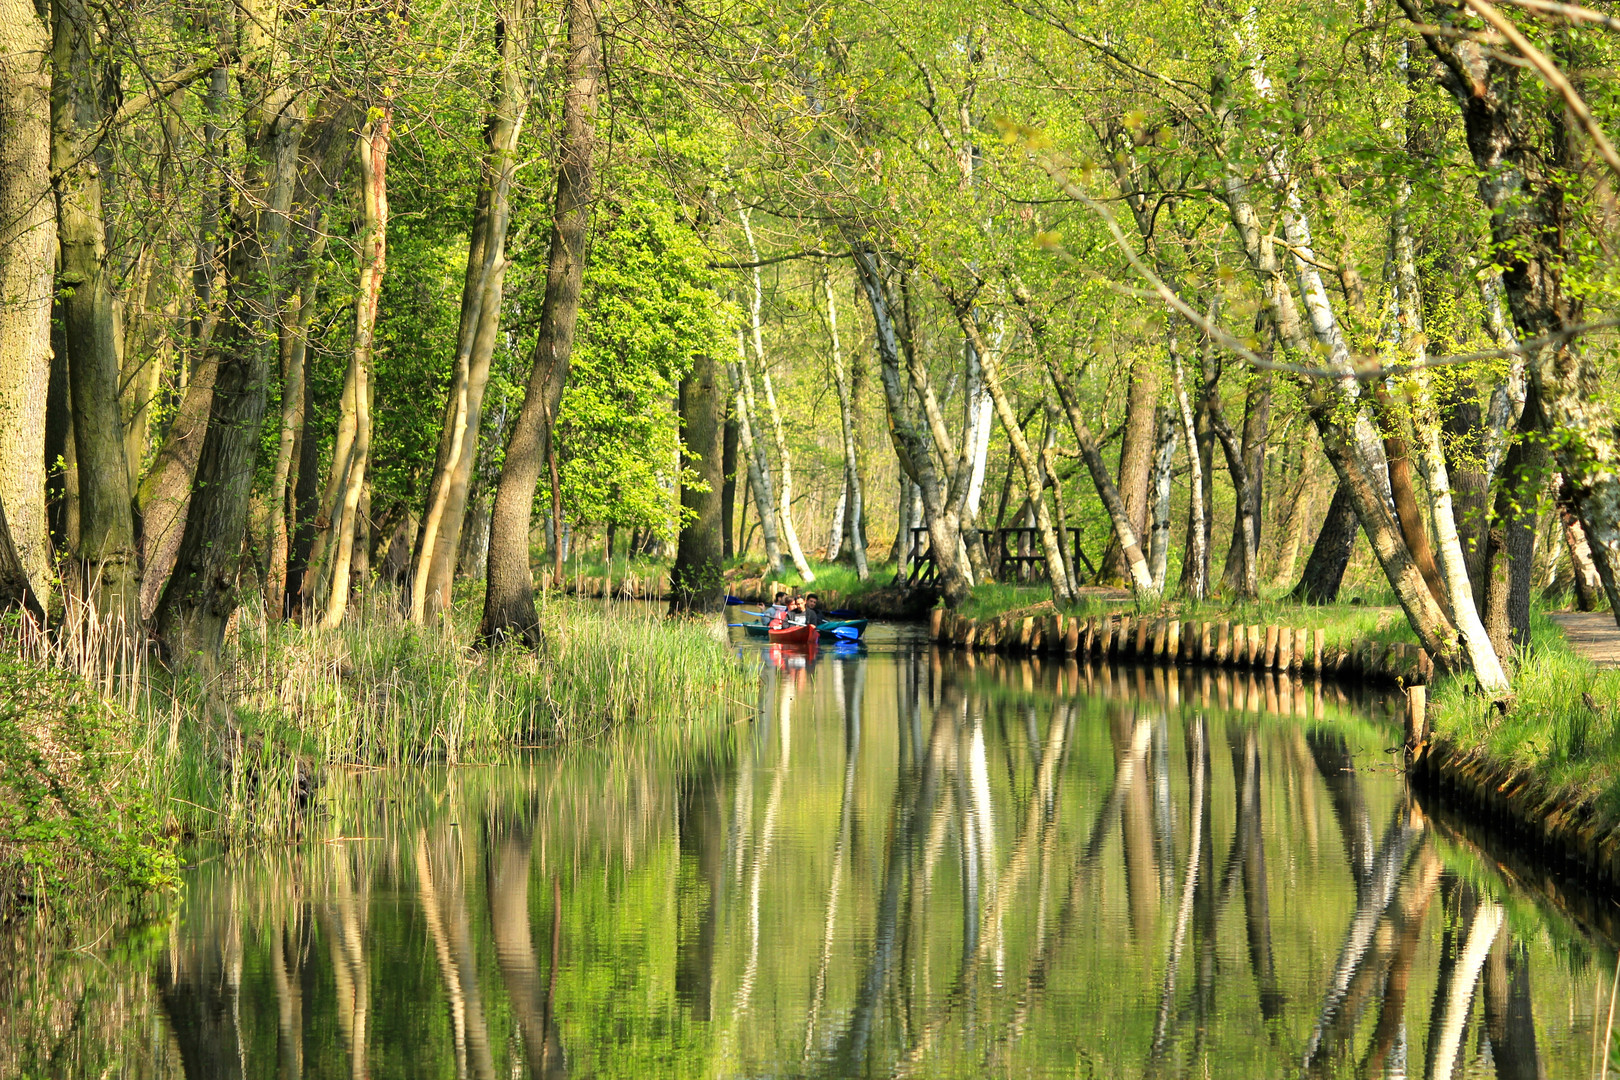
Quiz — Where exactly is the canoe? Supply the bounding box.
[816,618,868,640]
[767,623,818,646]
[728,622,771,638]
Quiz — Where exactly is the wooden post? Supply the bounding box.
[1263,625,1279,669]
[1312,629,1326,674]
[1100,616,1115,658]
[1277,627,1294,673]
[963,618,979,649]
[1232,624,1247,667]
[1247,625,1263,666]
[1063,616,1080,656]
[1151,618,1168,661]
[1200,623,1213,664]
[929,607,944,642]
[1080,616,1095,657]
[1165,620,1181,663]
[1134,616,1150,658]
[1019,616,1036,652]
[1216,622,1231,665]
[1404,685,1427,762]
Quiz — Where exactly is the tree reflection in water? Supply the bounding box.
[12,633,1620,1079]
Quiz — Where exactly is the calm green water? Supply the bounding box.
[10,623,1620,1078]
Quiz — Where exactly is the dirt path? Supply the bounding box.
[1548,611,1620,669]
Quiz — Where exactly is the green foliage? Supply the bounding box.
[0,653,176,913]
[556,198,731,537]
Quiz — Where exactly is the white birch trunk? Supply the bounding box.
[1170,347,1206,600]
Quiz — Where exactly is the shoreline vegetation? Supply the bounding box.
[0,593,746,918]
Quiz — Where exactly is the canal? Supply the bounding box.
[16,622,1620,1077]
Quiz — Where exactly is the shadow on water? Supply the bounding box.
[6,623,1620,1078]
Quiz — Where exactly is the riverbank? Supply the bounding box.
[0,595,747,917]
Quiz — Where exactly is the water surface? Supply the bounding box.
[15,623,1620,1078]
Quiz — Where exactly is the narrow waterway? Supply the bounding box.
[20,623,1620,1077]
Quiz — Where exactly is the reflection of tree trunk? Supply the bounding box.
[487,818,567,1078]
[320,853,372,1080]
[269,911,306,1080]
[1426,892,1504,1080]
[804,657,863,1053]
[1307,729,1373,889]
[415,829,496,1080]
[157,895,246,1080]
[1230,726,1283,1022]
[1481,936,1547,1080]
[677,761,727,1022]
[1117,709,1160,936]
[1361,846,1442,1078]
[1148,714,1204,1067]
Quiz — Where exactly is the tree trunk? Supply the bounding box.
[410,6,527,622]
[1373,387,1448,613]
[1219,368,1270,596]
[1170,346,1206,600]
[739,208,813,583]
[51,0,141,621]
[480,0,598,646]
[671,350,725,614]
[956,309,1071,602]
[0,0,56,610]
[1482,405,1548,656]
[154,0,307,662]
[1405,2,1620,622]
[318,116,389,629]
[824,273,868,579]
[1146,404,1178,590]
[825,484,846,561]
[850,249,970,604]
[1100,356,1159,583]
[729,329,781,575]
[1559,480,1600,612]
[1292,482,1357,604]
[721,411,737,561]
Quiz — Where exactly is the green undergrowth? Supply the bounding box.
[0,646,177,917]
[726,556,896,609]
[1428,608,1620,817]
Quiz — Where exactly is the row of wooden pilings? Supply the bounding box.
[928,608,1434,687]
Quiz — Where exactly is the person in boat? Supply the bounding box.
[782,596,808,626]
[765,591,788,622]
[803,593,825,626]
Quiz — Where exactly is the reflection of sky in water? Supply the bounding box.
[14,626,1619,1078]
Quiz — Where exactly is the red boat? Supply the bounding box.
[767,622,818,647]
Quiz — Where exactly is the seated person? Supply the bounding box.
[782,596,808,625]
[803,593,825,626]
[765,591,788,620]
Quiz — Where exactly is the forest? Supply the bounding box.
[3,0,1620,861]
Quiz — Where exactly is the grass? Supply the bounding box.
[0,587,748,912]
[1428,607,1620,816]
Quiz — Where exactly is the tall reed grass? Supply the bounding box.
[4,590,747,843]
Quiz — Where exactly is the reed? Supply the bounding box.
[3,591,747,853]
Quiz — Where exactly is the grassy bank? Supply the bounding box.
[0,594,747,914]
[1428,609,1620,816]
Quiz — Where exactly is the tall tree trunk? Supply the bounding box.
[1559,482,1600,612]
[850,248,970,604]
[956,309,1071,602]
[154,0,307,662]
[1394,185,1510,696]
[1099,356,1159,583]
[1170,345,1206,600]
[671,351,725,614]
[1146,404,1178,590]
[739,209,813,583]
[318,115,389,629]
[51,0,140,620]
[1292,482,1358,603]
[411,6,528,623]
[1373,387,1449,613]
[1404,2,1620,621]
[0,0,56,611]
[1219,368,1270,596]
[480,0,597,645]
[729,327,782,575]
[825,273,868,580]
[720,411,737,561]
[138,355,218,620]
